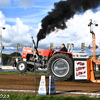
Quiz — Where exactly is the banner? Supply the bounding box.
[74,61,87,80]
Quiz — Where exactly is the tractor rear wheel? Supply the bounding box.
[47,53,73,81]
[17,61,27,73]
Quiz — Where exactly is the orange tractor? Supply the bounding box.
[16,19,100,83]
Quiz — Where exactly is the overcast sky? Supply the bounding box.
[0,0,100,56]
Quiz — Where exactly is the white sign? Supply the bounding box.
[74,61,87,80]
[38,76,46,95]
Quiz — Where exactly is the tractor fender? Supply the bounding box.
[52,51,73,58]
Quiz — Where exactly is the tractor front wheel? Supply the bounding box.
[17,61,27,73]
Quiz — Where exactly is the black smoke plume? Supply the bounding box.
[37,0,100,46]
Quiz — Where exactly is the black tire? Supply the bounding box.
[47,53,73,81]
[17,61,27,73]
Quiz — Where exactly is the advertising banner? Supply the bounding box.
[74,60,87,80]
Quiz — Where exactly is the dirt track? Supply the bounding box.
[0,74,100,96]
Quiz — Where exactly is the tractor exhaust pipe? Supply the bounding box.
[31,36,36,56]
[31,36,41,62]
[70,43,74,53]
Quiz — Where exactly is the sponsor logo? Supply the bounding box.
[77,62,85,65]
[80,55,87,57]
[51,87,55,91]
[76,67,86,71]
[76,71,86,76]
[54,66,67,70]
[41,81,44,84]
[27,50,32,52]
[40,87,45,91]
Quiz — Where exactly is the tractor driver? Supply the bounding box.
[60,43,67,52]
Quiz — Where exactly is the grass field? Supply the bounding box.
[0,71,48,75]
[0,93,100,100]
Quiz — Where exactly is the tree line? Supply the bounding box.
[2,52,21,63]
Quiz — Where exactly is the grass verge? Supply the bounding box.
[0,72,48,75]
[0,93,100,100]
